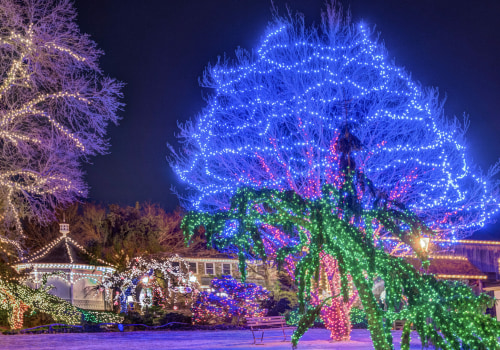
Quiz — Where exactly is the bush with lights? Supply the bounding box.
[0,276,122,329]
[191,275,269,325]
[350,306,367,328]
[100,255,199,313]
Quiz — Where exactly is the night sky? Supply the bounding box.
[73,0,500,239]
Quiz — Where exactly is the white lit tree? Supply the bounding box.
[0,0,122,249]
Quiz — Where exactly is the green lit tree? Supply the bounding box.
[183,184,500,349]
[183,128,500,349]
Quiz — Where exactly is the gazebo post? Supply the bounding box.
[70,269,74,305]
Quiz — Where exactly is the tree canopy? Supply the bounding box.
[172,4,498,240]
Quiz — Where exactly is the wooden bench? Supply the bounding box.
[246,316,295,344]
[393,320,405,330]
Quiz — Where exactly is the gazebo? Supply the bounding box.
[13,223,115,311]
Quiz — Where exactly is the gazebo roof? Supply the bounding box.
[17,223,113,268]
[29,236,86,264]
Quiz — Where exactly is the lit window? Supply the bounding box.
[205,262,214,275]
[222,263,231,275]
[189,262,197,273]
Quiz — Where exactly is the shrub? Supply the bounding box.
[191,276,269,325]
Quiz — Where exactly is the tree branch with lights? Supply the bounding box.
[100,255,199,313]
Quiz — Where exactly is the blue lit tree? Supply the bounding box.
[172,5,498,240]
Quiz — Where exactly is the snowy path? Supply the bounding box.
[0,329,430,349]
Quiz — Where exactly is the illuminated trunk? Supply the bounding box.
[319,253,357,341]
[321,296,352,341]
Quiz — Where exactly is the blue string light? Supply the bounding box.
[173,16,498,239]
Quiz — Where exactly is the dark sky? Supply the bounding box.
[73,0,500,239]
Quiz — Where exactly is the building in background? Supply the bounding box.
[403,238,500,321]
[170,254,275,290]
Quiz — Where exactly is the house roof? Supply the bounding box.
[405,255,487,280]
[384,236,500,276]
[152,250,238,261]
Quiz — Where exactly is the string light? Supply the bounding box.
[383,236,500,245]
[16,226,114,268]
[435,274,487,280]
[45,43,87,62]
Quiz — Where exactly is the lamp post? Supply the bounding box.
[420,237,430,253]
[419,237,431,274]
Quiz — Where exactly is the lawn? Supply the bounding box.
[0,329,432,349]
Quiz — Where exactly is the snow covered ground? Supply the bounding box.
[0,329,431,349]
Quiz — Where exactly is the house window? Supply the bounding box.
[205,262,214,275]
[222,263,231,275]
[189,262,197,274]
